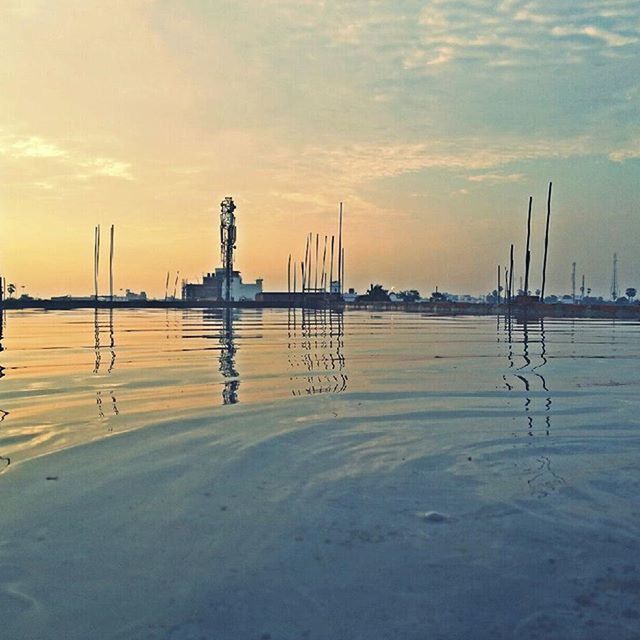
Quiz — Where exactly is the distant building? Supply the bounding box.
[125,289,147,301]
[343,287,357,303]
[183,268,263,302]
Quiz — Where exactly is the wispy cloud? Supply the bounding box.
[303,136,593,184]
[468,172,525,183]
[0,131,133,182]
[0,135,66,158]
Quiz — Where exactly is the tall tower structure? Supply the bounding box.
[611,253,618,301]
[220,196,237,303]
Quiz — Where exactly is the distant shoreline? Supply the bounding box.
[1,298,639,319]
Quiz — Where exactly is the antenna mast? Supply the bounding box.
[220,197,237,303]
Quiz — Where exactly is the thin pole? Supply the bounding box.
[497,265,501,304]
[504,268,509,305]
[341,246,345,296]
[314,233,319,292]
[338,202,343,295]
[293,261,297,294]
[509,244,514,302]
[540,182,552,302]
[109,224,114,302]
[321,235,328,292]
[94,224,101,301]
[329,235,335,293]
[304,233,311,291]
[173,271,179,299]
[165,271,170,301]
[287,254,291,295]
[524,196,532,296]
[94,226,98,301]
[301,262,306,294]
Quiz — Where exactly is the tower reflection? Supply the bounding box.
[219,307,239,405]
[287,308,348,396]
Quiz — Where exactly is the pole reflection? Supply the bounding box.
[287,308,348,396]
[92,308,119,420]
[502,314,564,496]
[0,309,9,468]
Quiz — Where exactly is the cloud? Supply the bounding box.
[609,141,640,162]
[302,136,593,184]
[468,173,525,183]
[552,25,637,48]
[0,136,67,158]
[78,158,133,181]
[0,131,133,182]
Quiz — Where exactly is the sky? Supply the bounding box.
[1,0,639,299]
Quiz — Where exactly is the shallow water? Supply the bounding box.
[2,309,640,639]
[1,308,639,470]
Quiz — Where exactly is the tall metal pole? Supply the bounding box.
[321,235,328,292]
[314,233,319,292]
[540,182,552,302]
[293,261,297,294]
[338,202,343,295]
[571,262,576,303]
[497,265,501,304]
[109,224,114,303]
[509,244,514,303]
[524,196,532,296]
[303,234,310,293]
[504,268,509,305]
[329,235,335,293]
[94,224,100,302]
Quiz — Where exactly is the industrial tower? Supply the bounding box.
[220,196,237,303]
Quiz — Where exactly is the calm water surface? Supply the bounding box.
[2,309,640,638]
[1,308,639,472]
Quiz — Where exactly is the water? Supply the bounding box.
[2,309,640,638]
[2,309,639,471]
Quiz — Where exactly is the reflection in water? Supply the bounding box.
[501,315,564,496]
[287,308,348,396]
[93,309,120,422]
[187,310,241,406]
[93,308,117,375]
[96,390,119,424]
[218,308,239,405]
[0,310,9,467]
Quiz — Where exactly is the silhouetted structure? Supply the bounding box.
[184,197,262,302]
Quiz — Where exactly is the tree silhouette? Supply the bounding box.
[7,283,16,298]
[397,289,420,302]
[357,284,390,302]
[625,287,636,301]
